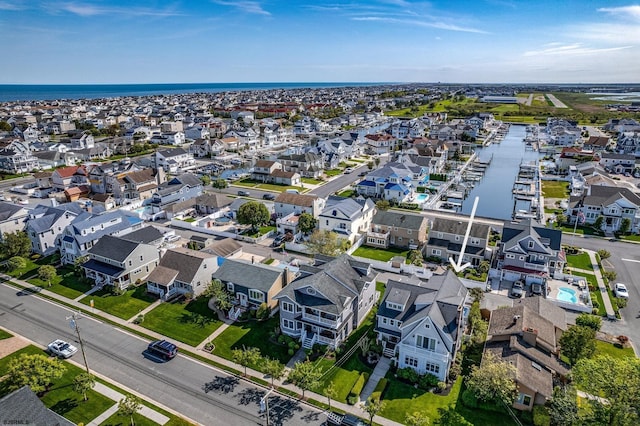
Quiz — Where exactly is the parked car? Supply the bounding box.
[358,171,367,177]
[237,190,250,197]
[47,339,78,358]
[614,283,629,299]
[344,167,353,174]
[272,234,285,247]
[511,280,524,298]
[147,340,178,360]
[262,193,276,200]
[531,282,543,295]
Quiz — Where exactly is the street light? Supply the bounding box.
[260,387,275,426]
[67,311,91,374]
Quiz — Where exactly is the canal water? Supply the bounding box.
[461,124,543,220]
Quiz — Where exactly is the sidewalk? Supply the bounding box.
[1,274,404,426]
[586,250,617,320]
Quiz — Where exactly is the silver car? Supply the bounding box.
[511,281,524,298]
[47,339,78,358]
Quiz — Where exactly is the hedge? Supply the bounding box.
[370,377,388,401]
[532,405,551,426]
[347,372,369,405]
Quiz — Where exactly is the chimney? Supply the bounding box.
[283,267,290,287]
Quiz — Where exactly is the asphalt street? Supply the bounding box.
[0,283,324,426]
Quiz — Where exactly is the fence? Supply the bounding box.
[169,219,273,244]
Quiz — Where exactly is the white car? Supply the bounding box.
[614,283,629,299]
[47,339,78,358]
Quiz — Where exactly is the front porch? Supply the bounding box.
[82,259,130,289]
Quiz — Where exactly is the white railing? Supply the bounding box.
[524,262,548,272]
[302,313,338,327]
[317,334,337,347]
[398,343,451,363]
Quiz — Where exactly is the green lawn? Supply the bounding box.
[234,179,304,193]
[620,234,640,242]
[325,169,342,177]
[558,224,603,236]
[0,345,114,425]
[594,340,636,359]
[352,246,409,262]
[0,329,12,340]
[79,286,156,320]
[141,296,222,346]
[337,190,355,197]
[5,254,60,280]
[313,352,373,403]
[566,252,594,271]
[301,177,323,185]
[244,225,276,238]
[100,411,157,426]
[26,266,93,299]
[542,181,569,198]
[212,316,292,369]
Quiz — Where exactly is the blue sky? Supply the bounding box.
[1,0,639,84]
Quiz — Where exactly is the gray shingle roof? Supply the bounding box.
[0,201,25,222]
[430,217,490,239]
[67,210,137,245]
[122,226,164,244]
[0,386,75,426]
[27,203,84,233]
[212,258,283,293]
[88,235,140,262]
[153,247,214,284]
[371,210,426,230]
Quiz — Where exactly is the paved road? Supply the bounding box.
[0,283,324,426]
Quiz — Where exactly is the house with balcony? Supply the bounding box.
[366,210,428,250]
[25,203,85,256]
[355,162,428,203]
[318,196,376,244]
[82,235,159,289]
[425,217,492,266]
[146,247,217,300]
[121,168,158,202]
[0,202,28,241]
[616,131,640,157]
[567,185,640,234]
[364,133,397,155]
[497,219,564,285]
[51,165,89,191]
[59,210,143,265]
[0,146,39,174]
[275,254,378,349]
[274,192,326,218]
[276,152,324,178]
[251,160,282,182]
[212,258,296,320]
[145,173,202,217]
[484,297,568,411]
[375,271,468,382]
[155,148,195,173]
[599,152,636,174]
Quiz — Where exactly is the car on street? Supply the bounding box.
[511,280,524,298]
[262,193,276,200]
[47,339,78,358]
[147,340,178,360]
[272,234,285,247]
[237,190,250,196]
[358,171,368,177]
[614,283,629,299]
[344,167,353,174]
[531,282,543,295]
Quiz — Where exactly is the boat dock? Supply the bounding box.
[511,160,542,220]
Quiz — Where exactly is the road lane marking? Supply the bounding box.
[622,258,640,263]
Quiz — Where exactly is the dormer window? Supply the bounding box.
[528,241,534,249]
[306,287,316,295]
[332,210,337,216]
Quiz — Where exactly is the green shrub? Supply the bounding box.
[348,372,369,403]
[533,405,551,426]
[461,389,478,408]
[278,335,286,345]
[418,373,439,390]
[256,302,270,320]
[373,378,388,394]
[575,313,602,331]
[288,348,294,356]
[347,395,358,405]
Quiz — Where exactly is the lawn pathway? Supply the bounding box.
[73,283,104,302]
[359,356,391,403]
[586,249,616,320]
[127,298,162,322]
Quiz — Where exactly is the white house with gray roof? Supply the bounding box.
[274,254,378,349]
[376,271,468,382]
[318,195,376,244]
[568,185,640,234]
[155,147,195,173]
[0,202,28,241]
[25,203,85,256]
[82,235,159,289]
[60,210,143,265]
[356,161,429,203]
[425,216,492,266]
[146,247,217,300]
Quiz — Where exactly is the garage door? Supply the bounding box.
[503,271,521,282]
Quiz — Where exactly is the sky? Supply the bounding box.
[0,0,639,84]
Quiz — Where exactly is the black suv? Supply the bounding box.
[263,193,276,200]
[148,340,178,360]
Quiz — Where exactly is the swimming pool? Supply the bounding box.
[415,193,429,203]
[557,287,578,304]
[214,217,231,225]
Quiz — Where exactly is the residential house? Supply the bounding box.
[146,247,217,300]
[145,173,202,217]
[484,297,568,411]
[318,196,376,244]
[251,160,282,182]
[274,193,326,218]
[121,168,158,202]
[366,210,428,250]
[356,161,428,202]
[0,386,75,426]
[270,169,301,186]
[69,131,95,149]
[376,271,468,382]
[567,185,640,234]
[195,192,234,216]
[51,165,89,191]
[0,202,28,241]
[425,217,492,266]
[498,219,565,285]
[599,152,636,174]
[25,203,85,255]
[60,210,143,265]
[32,150,75,169]
[155,148,195,173]
[151,131,185,146]
[121,225,166,247]
[616,131,640,157]
[0,146,39,173]
[212,258,295,319]
[277,152,324,178]
[275,254,379,349]
[583,135,610,152]
[82,235,159,289]
[364,133,397,155]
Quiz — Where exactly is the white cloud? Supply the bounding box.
[0,1,26,10]
[523,43,633,57]
[352,16,488,33]
[598,5,640,21]
[212,1,271,16]
[49,2,181,17]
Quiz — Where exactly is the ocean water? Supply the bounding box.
[0,82,385,103]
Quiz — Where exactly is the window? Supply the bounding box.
[416,335,436,351]
[425,362,440,374]
[382,317,388,324]
[389,319,395,326]
[407,229,412,234]
[436,232,443,238]
[282,302,294,312]
[506,254,515,259]
[528,241,534,249]
[432,249,441,256]
[140,255,143,261]
[227,282,234,292]
[248,289,263,302]
[517,393,532,406]
[283,319,295,330]
[405,356,418,367]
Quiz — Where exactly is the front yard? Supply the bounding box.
[5,254,59,280]
[301,177,323,185]
[565,251,594,271]
[313,352,373,403]
[594,339,636,359]
[79,285,156,320]
[234,178,305,193]
[542,180,569,198]
[351,246,409,262]
[324,169,343,177]
[141,296,222,346]
[26,265,93,299]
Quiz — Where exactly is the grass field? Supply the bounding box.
[594,340,636,359]
[79,286,156,320]
[26,266,93,299]
[313,352,373,403]
[542,181,569,198]
[5,254,60,280]
[351,246,409,262]
[566,252,594,271]
[0,329,12,340]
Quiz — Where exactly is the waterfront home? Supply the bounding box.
[356,161,428,203]
[425,217,492,266]
[366,210,428,250]
[484,297,568,411]
[275,254,378,349]
[274,192,325,218]
[318,195,376,244]
[155,148,195,173]
[251,160,282,182]
[567,185,640,234]
[375,271,467,382]
[276,152,324,178]
[195,193,234,216]
[145,173,202,212]
[25,203,85,256]
[146,247,217,300]
[82,235,159,289]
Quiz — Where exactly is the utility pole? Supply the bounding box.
[67,311,90,374]
[260,387,275,426]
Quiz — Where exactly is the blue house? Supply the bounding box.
[356,162,428,203]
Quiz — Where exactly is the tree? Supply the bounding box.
[38,265,57,287]
[594,215,604,230]
[555,213,567,226]
[405,411,430,426]
[201,174,211,186]
[407,249,423,266]
[0,231,31,259]
[212,178,228,191]
[597,249,611,260]
[573,355,640,426]
[262,357,285,387]
[465,351,517,405]
[559,325,596,365]
[237,201,270,233]
[7,353,66,394]
[232,346,261,377]
[548,386,578,426]
[360,396,386,425]
[6,256,26,272]
[297,212,317,235]
[435,406,472,426]
[73,372,95,401]
[118,394,142,426]
[619,217,631,235]
[74,255,89,274]
[204,279,232,312]
[0,120,12,131]
[575,313,602,331]
[325,381,338,411]
[375,199,390,211]
[287,360,322,399]
[477,260,490,275]
[306,230,345,256]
